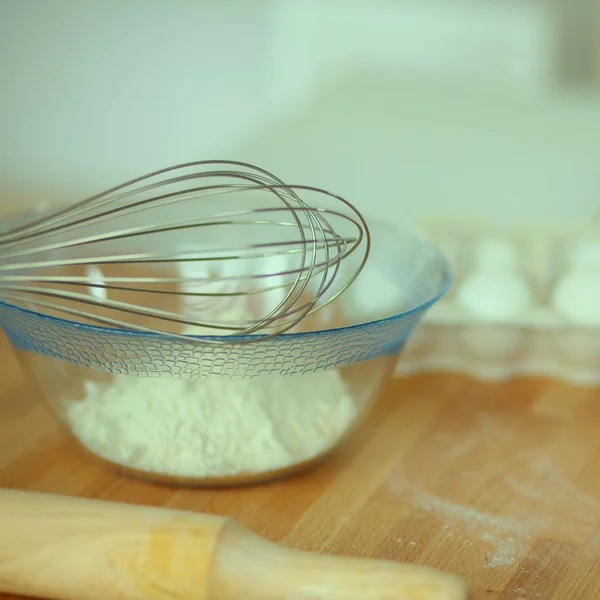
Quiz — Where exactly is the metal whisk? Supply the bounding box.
[0,160,369,343]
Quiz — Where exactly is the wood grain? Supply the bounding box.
[1,328,599,599]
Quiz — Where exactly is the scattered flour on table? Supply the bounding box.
[390,465,529,569]
[63,369,357,477]
[388,412,600,571]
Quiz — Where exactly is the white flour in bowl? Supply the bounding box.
[63,368,357,478]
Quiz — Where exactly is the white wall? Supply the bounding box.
[241,1,600,229]
[236,78,600,229]
[0,0,276,200]
[1,0,595,229]
[271,0,558,94]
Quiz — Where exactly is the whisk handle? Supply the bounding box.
[0,488,468,599]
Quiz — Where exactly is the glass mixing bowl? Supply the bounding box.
[0,217,450,487]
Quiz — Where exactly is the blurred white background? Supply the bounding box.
[0,0,599,228]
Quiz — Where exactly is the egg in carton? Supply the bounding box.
[398,215,600,385]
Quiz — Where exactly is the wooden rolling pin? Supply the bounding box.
[0,488,469,599]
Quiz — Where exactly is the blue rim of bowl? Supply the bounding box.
[0,251,452,343]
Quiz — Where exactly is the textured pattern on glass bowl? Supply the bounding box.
[0,301,429,379]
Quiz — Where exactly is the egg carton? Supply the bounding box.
[394,215,600,385]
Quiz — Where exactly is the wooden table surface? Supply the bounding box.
[1,329,600,600]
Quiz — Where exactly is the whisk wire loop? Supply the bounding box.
[0,161,370,343]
